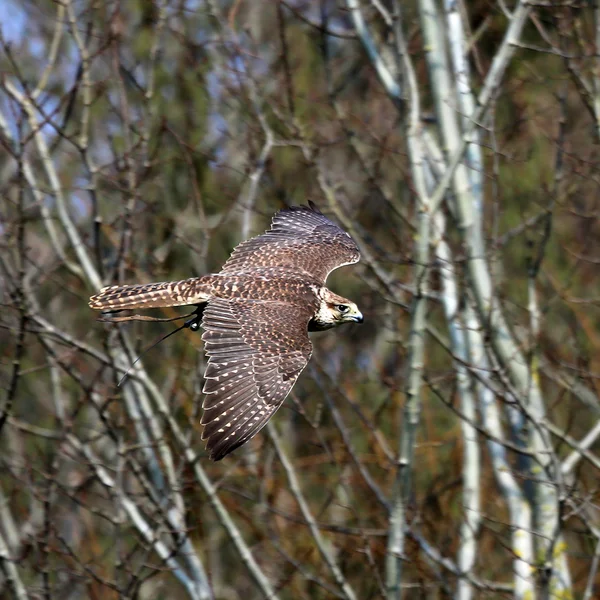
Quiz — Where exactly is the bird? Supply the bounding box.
[89,203,363,460]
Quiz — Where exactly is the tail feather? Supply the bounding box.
[89,276,214,311]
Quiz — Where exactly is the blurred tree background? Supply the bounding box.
[1,0,599,598]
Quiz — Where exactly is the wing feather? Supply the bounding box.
[221,204,360,284]
[200,298,313,460]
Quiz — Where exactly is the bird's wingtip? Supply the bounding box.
[307,200,322,214]
[280,200,322,215]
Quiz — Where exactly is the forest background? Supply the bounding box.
[1,1,599,599]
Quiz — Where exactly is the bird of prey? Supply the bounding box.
[89,203,363,460]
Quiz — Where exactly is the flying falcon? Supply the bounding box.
[89,203,363,460]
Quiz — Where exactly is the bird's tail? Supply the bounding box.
[89,276,215,311]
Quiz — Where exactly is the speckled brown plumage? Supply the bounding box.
[89,203,363,460]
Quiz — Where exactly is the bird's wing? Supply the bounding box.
[221,203,360,285]
[200,297,313,460]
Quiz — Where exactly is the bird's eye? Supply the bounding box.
[337,304,349,313]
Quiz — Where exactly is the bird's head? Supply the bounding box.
[310,288,364,331]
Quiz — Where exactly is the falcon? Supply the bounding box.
[89,203,363,460]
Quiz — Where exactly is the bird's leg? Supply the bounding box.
[183,305,205,332]
[98,305,205,326]
[117,305,206,386]
[98,313,185,323]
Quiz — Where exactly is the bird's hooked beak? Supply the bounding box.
[347,306,364,324]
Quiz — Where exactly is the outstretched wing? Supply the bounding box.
[221,203,360,285]
[200,298,313,460]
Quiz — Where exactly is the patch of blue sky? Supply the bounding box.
[0,0,26,44]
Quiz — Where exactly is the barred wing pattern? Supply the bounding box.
[221,204,360,284]
[201,298,313,460]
